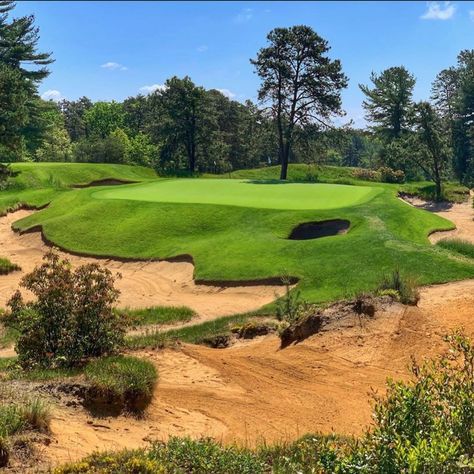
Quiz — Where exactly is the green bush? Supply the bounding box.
[378,268,419,305]
[378,166,406,183]
[437,238,474,260]
[84,355,157,412]
[5,251,126,368]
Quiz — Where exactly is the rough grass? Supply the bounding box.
[125,312,263,349]
[0,257,20,275]
[437,238,474,260]
[0,395,50,437]
[4,163,474,305]
[122,305,196,327]
[84,355,157,401]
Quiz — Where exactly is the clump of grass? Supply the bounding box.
[0,397,50,437]
[0,258,20,276]
[377,268,419,305]
[84,355,157,411]
[121,305,196,327]
[437,238,474,260]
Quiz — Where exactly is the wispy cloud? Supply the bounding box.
[101,61,128,71]
[234,8,253,23]
[197,45,208,53]
[421,1,455,20]
[470,10,474,21]
[41,90,64,102]
[217,88,236,99]
[139,84,166,94]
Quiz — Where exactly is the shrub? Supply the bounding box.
[352,168,381,182]
[5,251,126,368]
[437,238,474,260]
[84,355,157,413]
[347,330,474,472]
[378,166,406,183]
[377,268,419,305]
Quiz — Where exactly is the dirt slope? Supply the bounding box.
[0,209,285,318]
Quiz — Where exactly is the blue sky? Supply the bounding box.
[14,1,474,127]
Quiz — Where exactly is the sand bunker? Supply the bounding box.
[401,190,474,245]
[0,209,286,319]
[41,277,474,466]
[288,219,350,240]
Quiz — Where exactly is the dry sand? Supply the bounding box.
[0,209,286,319]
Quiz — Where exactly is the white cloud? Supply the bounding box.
[101,61,128,71]
[217,88,236,99]
[421,1,455,20]
[197,45,208,53]
[139,84,167,94]
[234,8,253,23]
[41,90,64,102]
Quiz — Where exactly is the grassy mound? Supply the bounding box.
[93,178,381,210]
[0,162,156,215]
[3,162,473,305]
[84,356,157,413]
[0,257,20,275]
[437,238,474,259]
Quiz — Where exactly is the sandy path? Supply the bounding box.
[401,190,474,244]
[0,209,285,319]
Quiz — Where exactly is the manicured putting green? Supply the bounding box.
[93,179,381,210]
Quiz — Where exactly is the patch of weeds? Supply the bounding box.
[377,268,419,305]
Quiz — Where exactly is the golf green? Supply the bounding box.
[92,179,382,210]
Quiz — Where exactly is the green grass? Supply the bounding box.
[84,355,157,401]
[125,312,261,349]
[0,395,50,438]
[3,162,474,307]
[0,162,156,215]
[0,257,20,275]
[93,178,381,210]
[122,305,196,327]
[437,238,474,259]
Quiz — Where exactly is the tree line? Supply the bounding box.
[0,1,473,194]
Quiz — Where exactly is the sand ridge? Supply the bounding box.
[0,209,286,319]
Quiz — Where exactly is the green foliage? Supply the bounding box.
[122,305,196,327]
[0,257,19,275]
[378,166,405,184]
[84,355,157,405]
[5,251,126,368]
[0,396,50,437]
[251,25,348,179]
[360,66,415,141]
[437,238,474,260]
[377,268,419,305]
[83,101,125,139]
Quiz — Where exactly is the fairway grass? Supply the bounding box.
[9,163,474,305]
[93,179,382,210]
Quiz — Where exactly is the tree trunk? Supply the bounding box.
[435,176,442,201]
[280,142,290,180]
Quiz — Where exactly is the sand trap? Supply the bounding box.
[400,190,474,244]
[41,277,474,466]
[288,219,350,240]
[0,209,286,319]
